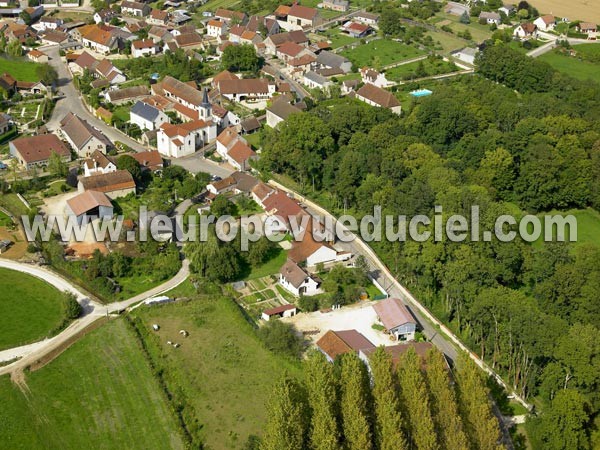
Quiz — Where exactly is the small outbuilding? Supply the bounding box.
[65,190,114,225]
[261,304,297,321]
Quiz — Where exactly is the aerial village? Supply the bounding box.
[0,0,599,447]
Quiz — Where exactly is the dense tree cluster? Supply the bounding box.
[260,349,501,450]
[260,44,600,447]
[221,44,262,73]
[112,49,210,82]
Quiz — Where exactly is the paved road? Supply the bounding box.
[527,36,600,58]
[171,143,234,177]
[43,45,147,152]
[269,180,532,411]
[0,258,189,373]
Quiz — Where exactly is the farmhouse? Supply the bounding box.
[533,15,556,31]
[81,25,118,54]
[263,30,309,55]
[266,95,304,128]
[372,297,417,341]
[316,51,352,74]
[215,8,247,24]
[121,1,150,17]
[577,22,597,38]
[78,170,136,199]
[60,113,112,157]
[316,330,375,362]
[286,4,320,30]
[27,49,48,63]
[513,22,538,39]
[105,85,150,104]
[360,67,392,88]
[83,150,117,177]
[341,21,371,38]
[261,304,297,321]
[322,0,348,12]
[148,9,169,26]
[9,134,71,169]
[207,19,226,38]
[303,70,331,90]
[479,11,501,25]
[216,78,276,101]
[354,84,401,114]
[66,190,113,225]
[130,100,169,131]
[353,11,380,27]
[132,39,157,57]
[131,151,164,172]
[279,259,321,297]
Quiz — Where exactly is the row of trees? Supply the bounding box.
[259,42,600,447]
[260,348,502,450]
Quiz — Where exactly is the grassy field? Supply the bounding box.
[0,319,184,449]
[431,12,493,43]
[0,268,67,351]
[242,246,288,280]
[528,0,600,23]
[0,57,40,82]
[0,210,12,226]
[317,28,357,49]
[131,295,302,449]
[341,39,425,68]
[425,30,469,54]
[533,208,600,249]
[0,193,31,216]
[385,57,458,81]
[197,0,240,12]
[539,49,600,84]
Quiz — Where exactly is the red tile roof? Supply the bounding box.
[373,298,416,331]
[11,134,70,164]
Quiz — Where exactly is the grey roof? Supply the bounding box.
[267,96,303,120]
[131,100,161,122]
[479,11,501,20]
[316,50,349,69]
[304,70,328,85]
[456,47,478,57]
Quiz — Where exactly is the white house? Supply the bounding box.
[279,259,321,297]
[32,17,63,32]
[121,0,150,17]
[286,4,320,30]
[132,39,157,57]
[360,67,393,88]
[206,19,227,38]
[354,84,402,115]
[130,100,169,131]
[513,22,538,39]
[60,113,112,158]
[303,71,331,90]
[83,150,117,177]
[533,14,556,31]
[157,120,215,158]
[215,127,256,171]
[479,11,501,25]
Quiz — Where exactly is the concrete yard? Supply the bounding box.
[283,300,394,347]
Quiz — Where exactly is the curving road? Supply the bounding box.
[0,258,189,374]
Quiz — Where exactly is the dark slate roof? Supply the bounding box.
[131,100,161,122]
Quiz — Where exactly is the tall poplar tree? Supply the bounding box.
[261,376,309,450]
[456,355,504,450]
[304,351,341,450]
[339,353,373,450]
[369,347,408,450]
[397,348,439,450]
[424,349,469,450]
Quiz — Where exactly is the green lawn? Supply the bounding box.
[425,30,469,54]
[318,28,357,49]
[112,106,131,123]
[385,57,458,82]
[0,210,12,226]
[538,50,600,84]
[131,295,302,449]
[341,39,425,68]
[0,193,31,216]
[0,268,67,351]
[0,57,41,82]
[0,319,184,449]
[196,0,240,12]
[242,246,288,280]
[532,208,600,250]
[432,12,493,43]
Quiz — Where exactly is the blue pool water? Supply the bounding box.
[410,89,433,97]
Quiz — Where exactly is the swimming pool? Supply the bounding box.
[410,89,433,97]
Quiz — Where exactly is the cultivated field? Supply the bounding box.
[528,0,600,24]
[0,268,65,350]
[132,296,302,449]
[0,319,184,449]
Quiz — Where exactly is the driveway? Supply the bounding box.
[284,300,395,347]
